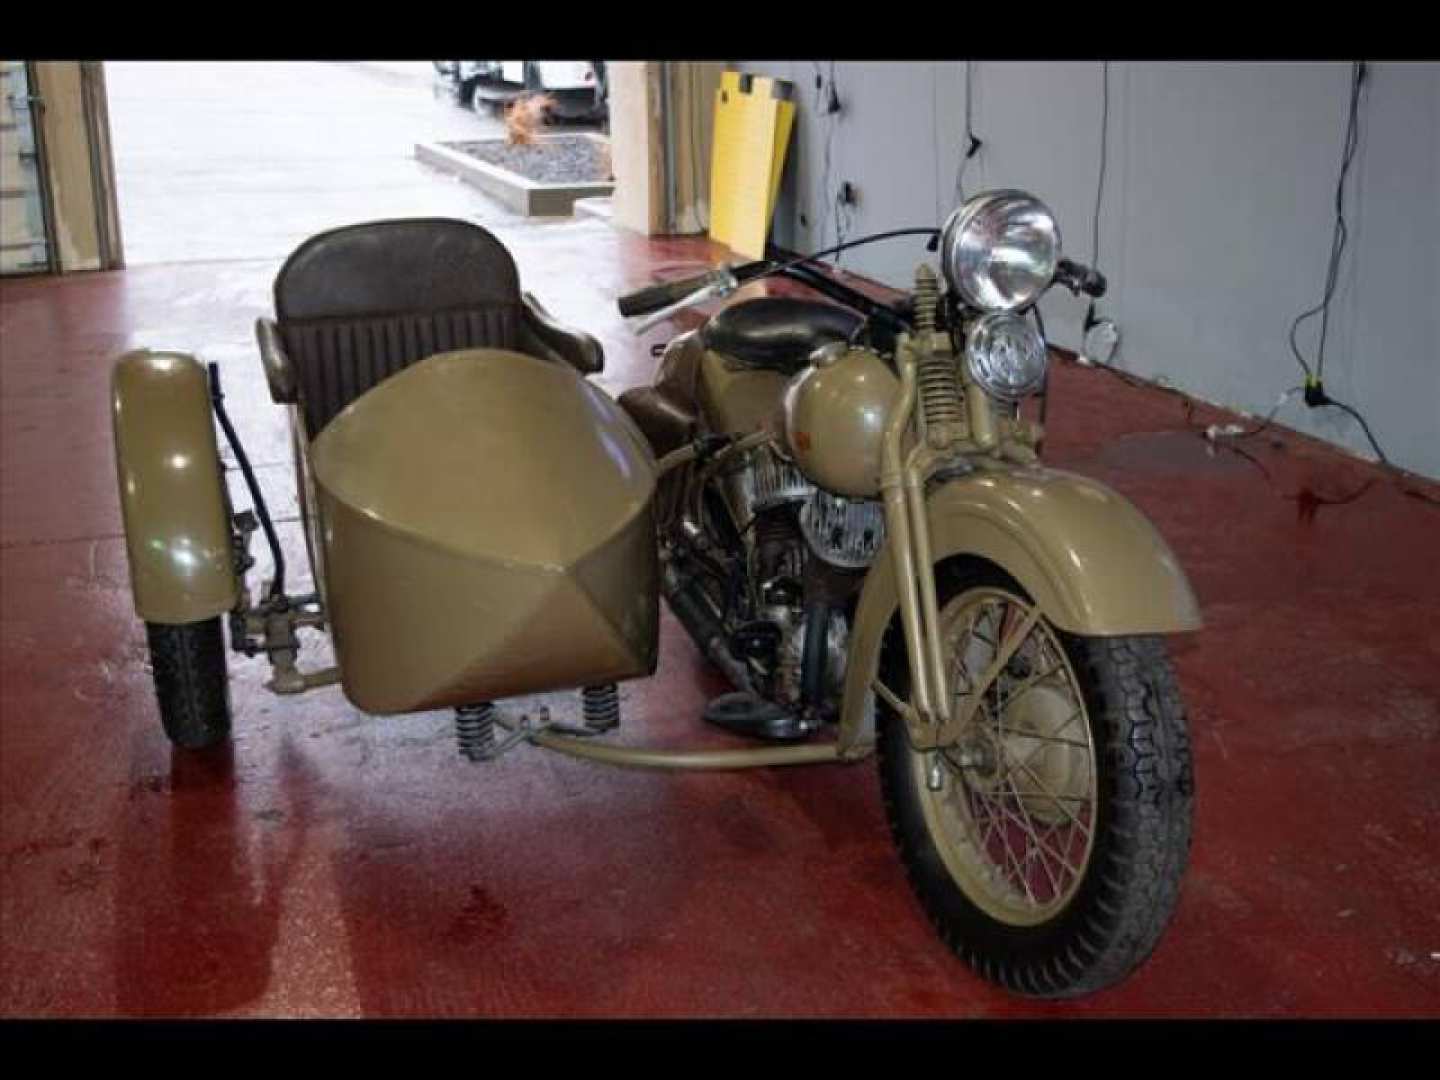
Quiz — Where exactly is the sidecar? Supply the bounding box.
[112,218,659,748]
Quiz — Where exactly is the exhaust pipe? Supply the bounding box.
[662,560,753,693]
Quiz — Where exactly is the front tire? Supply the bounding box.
[877,559,1193,997]
[145,618,232,750]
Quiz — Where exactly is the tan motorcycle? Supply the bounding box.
[111,192,1198,999]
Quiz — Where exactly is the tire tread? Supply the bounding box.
[876,562,1194,998]
[145,618,232,750]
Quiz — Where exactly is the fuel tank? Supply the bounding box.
[698,349,790,436]
[310,348,659,714]
[782,346,897,498]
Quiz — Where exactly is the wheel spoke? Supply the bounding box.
[919,581,1114,925]
[993,661,1064,714]
[995,780,1079,884]
[1009,706,1086,775]
[1000,744,1095,837]
[970,787,1004,856]
[993,795,1037,904]
[995,724,1090,750]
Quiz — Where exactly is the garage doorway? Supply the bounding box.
[103,61,525,266]
[1,61,58,275]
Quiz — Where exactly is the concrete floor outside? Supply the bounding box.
[105,60,587,266]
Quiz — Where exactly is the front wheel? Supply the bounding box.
[145,618,232,750]
[877,559,1193,997]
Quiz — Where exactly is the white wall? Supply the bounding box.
[739,61,1440,479]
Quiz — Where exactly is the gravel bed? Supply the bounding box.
[442,136,611,185]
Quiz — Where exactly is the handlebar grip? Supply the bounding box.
[617,273,716,318]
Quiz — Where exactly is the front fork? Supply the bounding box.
[876,267,1042,760]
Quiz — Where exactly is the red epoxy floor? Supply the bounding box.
[2,224,1439,1018]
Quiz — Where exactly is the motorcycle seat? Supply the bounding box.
[701,298,863,374]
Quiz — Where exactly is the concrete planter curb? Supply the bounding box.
[414,134,614,217]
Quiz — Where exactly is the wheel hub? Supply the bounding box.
[998,684,1087,825]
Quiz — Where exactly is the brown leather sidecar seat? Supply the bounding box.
[255,217,604,438]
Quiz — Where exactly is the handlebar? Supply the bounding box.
[617,270,730,318]
[1054,258,1107,299]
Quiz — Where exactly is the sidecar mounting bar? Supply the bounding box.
[492,712,862,770]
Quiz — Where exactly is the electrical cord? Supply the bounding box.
[1288,61,1366,387]
[954,61,982,202]
[811,61,844,264]
[1266,60,1439,505]
[1091,61,1109,270]
[1078,354,1440,509]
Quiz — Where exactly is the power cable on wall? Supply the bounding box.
[1288,61,1365,388]
[1080,61,1118,361]
[810,61,843,263]
[1267,60,1434,501]
[1075,60,1435,507]
[1090,61,1109,269]
[954,61,982,203]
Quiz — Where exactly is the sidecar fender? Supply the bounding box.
[112,350,239,624]
[838,466,1201,752]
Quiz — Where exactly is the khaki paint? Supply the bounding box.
[111,350,239,624]
[782,346,899,498]
[310,349,659,714]
[838,465,1202,750]
[698,350,790,435]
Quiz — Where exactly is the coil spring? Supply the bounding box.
[913,264,964,432]
[456,702,496,761]
[581,683,620,732]
[917,355,964,429]
[914,264,939,333]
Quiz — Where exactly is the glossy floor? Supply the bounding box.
[2,223,1439,1017]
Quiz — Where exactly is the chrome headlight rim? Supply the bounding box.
[965,311,1049,402]
[940,189,1062,312]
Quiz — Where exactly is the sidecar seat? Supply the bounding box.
[257,218,604,438]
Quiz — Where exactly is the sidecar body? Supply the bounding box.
[113,219,659,717]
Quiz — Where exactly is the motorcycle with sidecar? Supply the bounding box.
[112,192,1199,998]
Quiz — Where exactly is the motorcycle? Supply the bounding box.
[111,191,1199,999]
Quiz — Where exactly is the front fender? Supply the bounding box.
[838,465,1201,753]
[112,350,238,624]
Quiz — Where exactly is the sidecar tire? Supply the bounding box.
[876,559,1194,998]
[145,618,232,750]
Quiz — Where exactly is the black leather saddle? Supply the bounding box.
[701,298,864,374]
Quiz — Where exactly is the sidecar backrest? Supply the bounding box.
[274,218,525,436]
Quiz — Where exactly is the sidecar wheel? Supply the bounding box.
[145,618,232,750]
[876,559,1193,998]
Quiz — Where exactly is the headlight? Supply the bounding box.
[940,190,1061,311]
[965,312,1048,400]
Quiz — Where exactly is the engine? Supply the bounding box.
[660,437,886,728]
[799,490,886,569]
